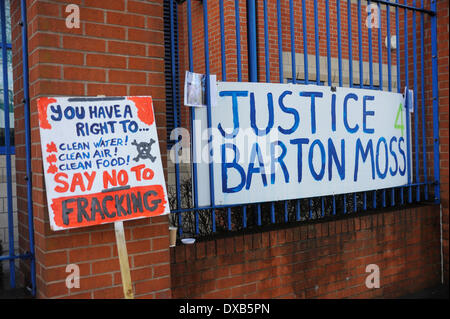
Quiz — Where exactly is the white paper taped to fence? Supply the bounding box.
[192,82,411,207]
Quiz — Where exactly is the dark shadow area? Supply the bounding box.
[398,284,449,299]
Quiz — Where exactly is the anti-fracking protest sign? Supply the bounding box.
[37,96,170,231]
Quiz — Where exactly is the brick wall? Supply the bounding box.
[10,0,171,298]
[171,205,441,298]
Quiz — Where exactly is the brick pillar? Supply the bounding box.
[10,0,171,298]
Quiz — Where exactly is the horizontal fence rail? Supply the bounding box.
[164,0,440,240]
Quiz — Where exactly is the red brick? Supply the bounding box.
[127,1,163,17]
[107,12,146,28]
[69,245,111,263]
[85,0,125,11]
[134,277,171,295]
[109,70,147,84]
[63,35,106,52]
[85,23,126,40]
[91,258,120,274]
[86,53,127,68]
[64,66,106,82]
[108,40,146,56]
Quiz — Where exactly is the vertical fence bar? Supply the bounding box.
[284,201,288,222]
[368,1,374,89]
[263,0,270,83]
[357,0,363,88]
[19,0,36,296]
[404,1,412,203]
[430,0,440,202]
[248,0,257,82]
[377,3,391,207]
[347,0,353,88]
[321,197,325,217]
[309,198,312,219]
[412,0,420,202]
[271,202,275,224]
[337,0,343,87]
[405,87,412,198]
[169,0,182,235]
[325,0,332,86]
[395,0,401,206]
[289,0,296,84]
[1,0,15,289]
[296,199,300,221]
[227,207,232,231]
[420,0,428,200]
[219,0,226,81]
[346,0,353,214]
[367,1,375,209]
[377,2,383,91]
[301,0,309,84]
[387,2,392,92]
[257,204,261,226]
[377,0,383,211]
[313,0,320,85]
[202,0,216,232]
[234,0,242,82]
[357,0,365,216]
[186,0,199,236]
[332,195,336,215]
[276,0,283,83]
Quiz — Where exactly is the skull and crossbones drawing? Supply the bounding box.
[131,139,157,162]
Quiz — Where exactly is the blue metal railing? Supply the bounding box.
[167,0,439,239]
[0,0,36,296]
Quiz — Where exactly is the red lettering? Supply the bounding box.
[84,171,96,191]
[103,170,117,189]
[54,172,69,193]
[117,170,129,185]
[131,164,145,181]
[70,173,86,192]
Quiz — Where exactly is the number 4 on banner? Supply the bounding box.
[394,103,405,137]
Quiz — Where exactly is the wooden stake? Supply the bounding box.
[114,221,134,299]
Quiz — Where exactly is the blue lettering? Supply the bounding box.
[218,91,248,138]
[343,93,359,133]
[270,141,289,184]
[299,91,323,134]
[221,143,246,193]
[354,138,375,181]
[309,139,326,181]
[363,95,375,134]
[328,138,345,181]
[376,137,388,179]
[250,92,274,136]
[398,137,406,176]
[278,90,299,135]
[389,136,398,176]
[290,138,309,183]
[246,143,268,189]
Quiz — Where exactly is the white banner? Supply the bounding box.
[193,82,410,207]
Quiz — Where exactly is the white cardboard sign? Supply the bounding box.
[37,96,170,231]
